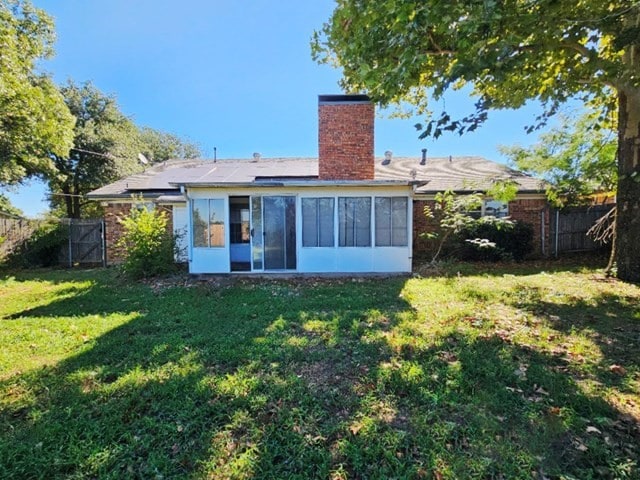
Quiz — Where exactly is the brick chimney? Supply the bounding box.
[318,94,374,180]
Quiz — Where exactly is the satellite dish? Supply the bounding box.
[138,153,149,165]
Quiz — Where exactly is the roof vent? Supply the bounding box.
[382,150,393,165]
[449,155,452,163]
[410,168,417,180]
[252,152,261,162]
[420,148,427,165]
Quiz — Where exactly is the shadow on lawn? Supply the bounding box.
[1,275,638,478]
[509,285,640,387]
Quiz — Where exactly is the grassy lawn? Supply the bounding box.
[1,262,639,479]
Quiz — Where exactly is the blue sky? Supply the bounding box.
[6,0,549,217]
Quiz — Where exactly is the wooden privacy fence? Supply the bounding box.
[549,204,614,256]
[58,219,105,267]
[1,217,105,266]
[0,217,38,259]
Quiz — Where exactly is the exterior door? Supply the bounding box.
[255,196,296,270]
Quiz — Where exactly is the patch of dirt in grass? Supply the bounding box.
[296,360,354,395]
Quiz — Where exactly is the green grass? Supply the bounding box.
[1,262,639,479]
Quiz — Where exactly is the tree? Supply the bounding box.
[0,0,74,185]
[314,1,640,282]
[500,111,617,207]
[47,81,142,219]
[47,81,203,219]
[138,127,201,163]
[0,193,23,217]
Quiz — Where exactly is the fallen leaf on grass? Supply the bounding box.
[586,426,601,434]
[609,364,627,375]
[349,423,363,435]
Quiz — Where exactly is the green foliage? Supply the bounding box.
[500,111,617,207]
[45,81,203,219]
[313,1,624,135]
[422,190,513,263]
[47,81,144,219]
[486,179,519,204]
[0,193,23,217]
[5,219,66,267]
[457,219,534,262]
[117,204,177,279]
[0,0,74,185]
[138,126,201,163]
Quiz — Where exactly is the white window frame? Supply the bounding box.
[191,198,226,248]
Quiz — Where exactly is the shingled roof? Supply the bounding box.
[87,155,544,199]
[375,156,544,194]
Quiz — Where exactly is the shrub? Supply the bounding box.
[117,206,178,279]
[456,219,534,261]
[5,220,68,268]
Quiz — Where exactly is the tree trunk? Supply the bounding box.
[615,88,640,283]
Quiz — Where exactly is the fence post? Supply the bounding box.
[101,219,106,267]
[67,219,73,268]
[554,210,560,258]
[540,209,545,256]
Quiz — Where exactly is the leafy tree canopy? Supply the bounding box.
[313,1,626,136]
[0,0,74,185]
[139,127,201,163]
[47,80,142,218]
[500,110,617,207]
[47,81,202,219]
[0,193,23,217]
[314,0,640,282]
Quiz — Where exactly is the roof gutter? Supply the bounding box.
[171,180,417,188]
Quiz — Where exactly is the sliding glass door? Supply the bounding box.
[251,196,296,271]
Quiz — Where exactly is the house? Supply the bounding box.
[88,95,548,274]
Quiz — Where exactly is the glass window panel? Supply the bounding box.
[285,197,297,269]
[375,197,391,246]
[251,196,263,270]
[484,200,509,218]
[302,198,318,247]
[375,197,408,247]
[391,197,408,246]
[208,199,225,247]
[192,199,208,247]
[339,197,370,247]
[303,198,334,247]
[355,197,371,247]
[318,198,334,247]
[338,198,350,246]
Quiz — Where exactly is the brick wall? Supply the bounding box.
[318,96,374,180]
[103,202,174,266]
[508,198,550,256]
[412,199,437,263]
[104,203,131,265]
[411,197,550,264]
